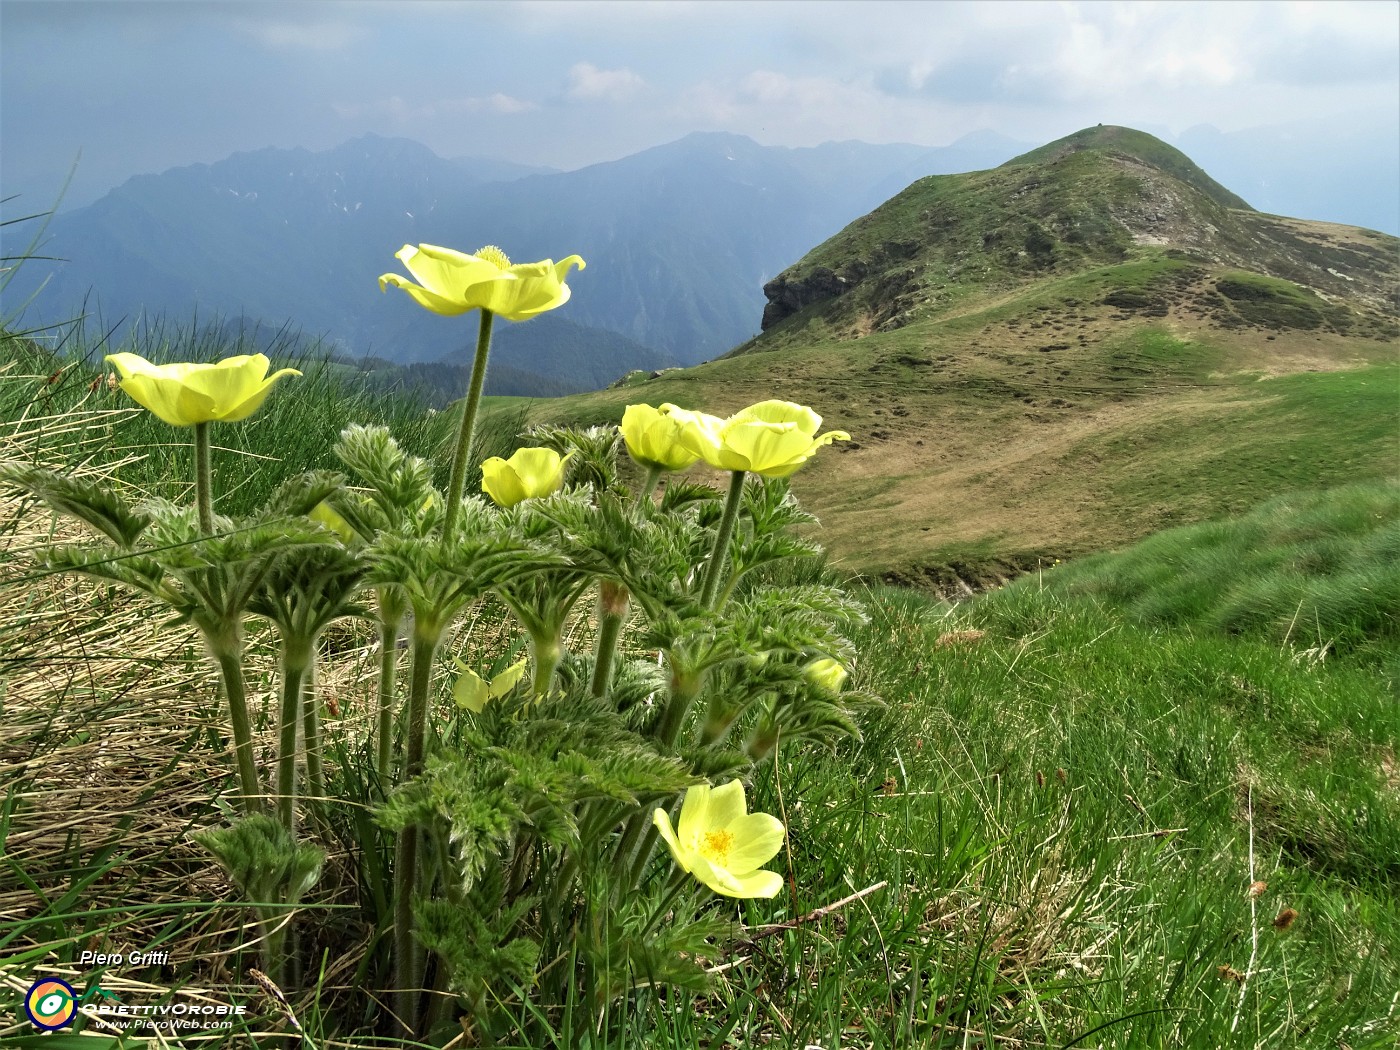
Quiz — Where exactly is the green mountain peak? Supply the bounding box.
[1000,124,1253,211]
[525,126,1397,583]
[752,124,1394,342]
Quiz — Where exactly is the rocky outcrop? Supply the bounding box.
[760,239,921,330]
[761,266,855,329]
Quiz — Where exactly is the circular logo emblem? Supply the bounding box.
[25,977,77,1030]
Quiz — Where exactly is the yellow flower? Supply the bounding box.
[453,657,528,713]
[804,657,848,693]
[309,502,356,543]
[378,244,585,321]
[653,780,785,898]
[676,399,849,478]
[480,447,573,507]
[104,352,300,427]
[619,403,704,472]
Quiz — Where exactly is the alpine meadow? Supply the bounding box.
[1,119,1397,1050]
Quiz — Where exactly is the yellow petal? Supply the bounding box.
[722,868,785,899]
[621,403,701,472]
[309,502,355,543]
[480,456,528,507]
[666,404,727,467]
[720,419,813,474]
[398,243,501,299]
[804,657,848,693]
[489,658,528,699]
[653,808,692,873]
[103,352,299,426]
[116,370,212,426]
[688,854,784,898]
[506,447,569,497]
[379,272,473,316]
[706,780,748,830]
[380,245,585,322]
[722,812,786,874]
[675,781,712,851]
[218,366,302,422]
[453,666,491,713]
[728,400,823,436]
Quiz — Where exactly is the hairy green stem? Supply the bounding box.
[638,464,663,504]
[301,664,324,821]
[655,667,703,750]
[277,653,310,837]
[193,421,214,533]
[211,641,262,815]
[393,628,440,1035]
[443,309,495,537]
[530,630,563,699]
[374,587,406,784]
[612,812,650,886]
[698,470,746,610]
[589,581,630,698]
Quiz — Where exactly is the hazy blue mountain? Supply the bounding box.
[449,155,561,182]
[1174,112,1400,235]
[2,130,1042,382]
[4,114,1395,386]
[201,312,671,402]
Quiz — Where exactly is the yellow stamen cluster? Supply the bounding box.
[473,245,511,268]
[702,829,734,864]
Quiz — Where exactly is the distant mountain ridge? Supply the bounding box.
[510,125,1398,581]
[1,130,1035,389]
[756,124,1397,341]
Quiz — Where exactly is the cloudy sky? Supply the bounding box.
[3,0,1398,214]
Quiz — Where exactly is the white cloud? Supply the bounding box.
[682,71,883,123]
[735,71,855,109]
[233,19,366,52]
[445,93,540,115]
[334,94,538,121]
[566,62,645,103]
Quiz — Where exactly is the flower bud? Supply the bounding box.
[804,657,848,694]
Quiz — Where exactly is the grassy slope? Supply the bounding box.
[751,581,1400,1047]
[4,331,1397,1047]
[994,481,1400,659]
[497,251,1398,584]
[496,130,1398,585]
[1000,124,1254,209]
[716,488,1400,1046]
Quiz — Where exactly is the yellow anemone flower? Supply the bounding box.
[653,780,785,898]
[104,352,301,427]
[378,244,585,321]
[676,399,849,478]
[619,403,704,473]
[480,447,573,507]
[453,657,528,713]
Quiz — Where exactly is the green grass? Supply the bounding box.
[739,582,1399,1047]
[993,481,1400,661]
[1212,271,1349,332]
[1000,125,1253,210]
[0,327,534,516]
[5,319,1399,1044]
[1075,364,1400,534]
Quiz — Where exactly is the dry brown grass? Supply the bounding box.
[0,389,390,1043]
[0,377,589,1044]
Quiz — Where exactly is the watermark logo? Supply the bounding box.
[24,977,77,1031]
[22,970,242,1033]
